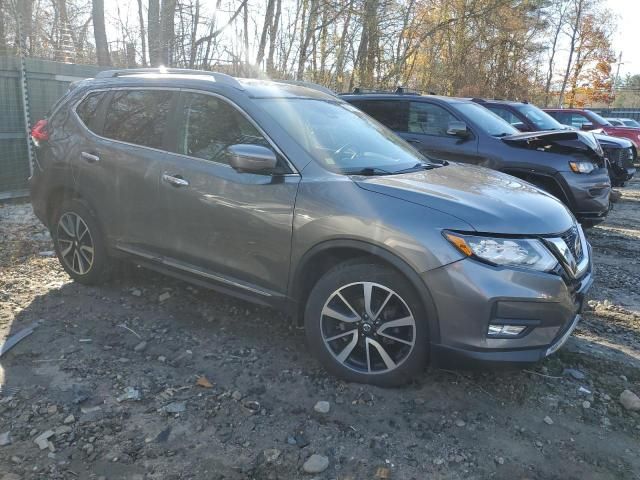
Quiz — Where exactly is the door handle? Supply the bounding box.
[81,151,100,163]
[162,173,190,187]
[407,139,422,145]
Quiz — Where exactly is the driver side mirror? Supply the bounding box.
[580,122,593,131]
[447,121,470,138]
[227,144,277,173]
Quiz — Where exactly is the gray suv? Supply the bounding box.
[30,69,592,386]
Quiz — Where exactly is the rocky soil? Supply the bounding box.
[1,179,640,480]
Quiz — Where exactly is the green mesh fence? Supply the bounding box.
[0,56,105,198]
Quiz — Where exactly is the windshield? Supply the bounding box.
[515,104,564,131]
[622,119,640,127]
[256,98,432,174]
[585,110,612,126]
[456,103,519,137]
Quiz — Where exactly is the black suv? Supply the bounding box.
[473,98,637,187]
[341,92,611,226]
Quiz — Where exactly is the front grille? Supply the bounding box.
[560,225,584,264]
[603,147,633,167]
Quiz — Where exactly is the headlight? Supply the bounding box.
[568,161,595,174]
[444,232,558,272]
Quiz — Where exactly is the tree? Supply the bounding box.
[148,0,161,66]
[160,0,177,65]
[92,0,110,66]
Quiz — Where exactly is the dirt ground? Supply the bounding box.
[1,179,640,480]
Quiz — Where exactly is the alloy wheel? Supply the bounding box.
[320,281,416,374]
[56,212,95,275]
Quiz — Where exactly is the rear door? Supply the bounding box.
[157,91,300,296]
[93,88,178,255]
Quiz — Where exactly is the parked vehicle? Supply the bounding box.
[606,117,640,128]
[341,91,611,226]
[544,108,640,148]
[30,69,592,386]
[473,99,636,187]
[605,118,625,127]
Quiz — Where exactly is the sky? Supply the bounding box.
[606,0,640,77]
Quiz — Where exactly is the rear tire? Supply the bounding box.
[304,261,429,387]
[51,198,111,285]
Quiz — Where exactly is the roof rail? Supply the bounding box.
[94,68,244,90]
[471,97,486,103]
[394,86,421,95]
[275,80,335,96]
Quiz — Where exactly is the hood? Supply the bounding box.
[501,130,603,159]
[593,132,633,148]
[604,126,640,133]
[355,163,574,235]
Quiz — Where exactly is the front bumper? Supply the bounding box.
[558,168,610,224]
[425,254,592,367]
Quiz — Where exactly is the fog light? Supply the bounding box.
[487,324,526,337]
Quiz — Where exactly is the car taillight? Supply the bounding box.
[31,119,49,142]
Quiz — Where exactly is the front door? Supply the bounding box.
[400,101,480,164]
[158,91,300,296]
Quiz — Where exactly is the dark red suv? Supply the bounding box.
[544,108,640,148]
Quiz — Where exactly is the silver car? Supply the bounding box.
[29,69,592,386]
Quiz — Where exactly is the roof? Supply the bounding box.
[470,98,528,106]
[86,68,336,100]
[339,92,473,104]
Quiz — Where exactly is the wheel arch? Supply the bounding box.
[289,239,441,343]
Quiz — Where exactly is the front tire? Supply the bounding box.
[51,198,110,285]
[304,261,429,387]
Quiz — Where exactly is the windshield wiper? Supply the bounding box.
[394,163,443,174]
[342,167,392,176]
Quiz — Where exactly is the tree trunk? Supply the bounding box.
[334,0,353,90]
[0,0,6,54]
[18,0,33,54]
[137,0,147,66]
[160,0,177,66]
[558,0,584,107]
[354,0,379,87]
[256,0,275,67]
[188,0,200,68]
[92,0,111,66]
[148,0,161,66]
[297,0,319,80]
[266,0,281,75]
[242,0,249,66]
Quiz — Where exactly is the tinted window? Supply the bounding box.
[176,93,271,165]
[350,100,409,131]
[455,103,518,136]
[103,90,173,148]
[514,104,563,131]
[485,106,522,126]
[568,113,591,128]
[585,110,611,126]
[75,92,106,132]
[409,102,457,136]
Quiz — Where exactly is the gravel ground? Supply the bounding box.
[1,180,640,480]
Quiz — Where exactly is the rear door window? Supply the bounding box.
[408,102,458,136]
[102,90,174,149]
[349,100,409,132]
[75,92,106,133]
